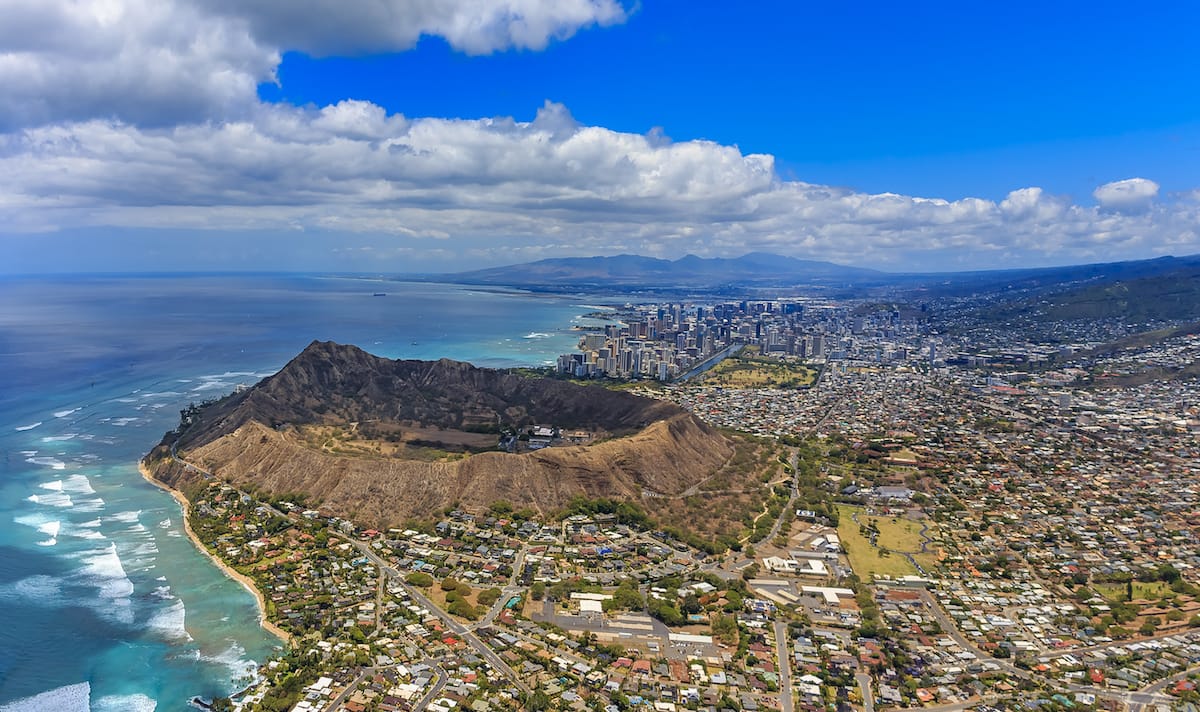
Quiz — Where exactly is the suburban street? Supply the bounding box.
[774,620,794,712]
[346,538,533,697]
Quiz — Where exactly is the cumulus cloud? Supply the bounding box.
[0,0,1196,270]
[0,0,275,129]
[0,0,627,129]
[209,0,628,56]
[1093,177,1160,213]
[2,100,1197,269]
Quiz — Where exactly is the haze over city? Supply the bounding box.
[2,1,1199,274]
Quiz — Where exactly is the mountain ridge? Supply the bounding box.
[147,341,739,529]
[418,251,1200,299]
[442,252,883,287]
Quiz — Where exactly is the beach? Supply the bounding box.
[138,461,293,648]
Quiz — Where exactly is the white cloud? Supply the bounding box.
[2,100,1197,269]
[0,0,627,129]
[999,187,1067,222]
[209,0,628,56]
[0,0,275,129]
[1093,177,1160,213]
[0,0,1196,271]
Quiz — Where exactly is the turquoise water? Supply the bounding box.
[0,275,597,710]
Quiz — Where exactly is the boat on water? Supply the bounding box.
[373,292,387,297]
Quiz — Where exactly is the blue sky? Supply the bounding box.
[261,2,1200,200]
[1,0,1198,273]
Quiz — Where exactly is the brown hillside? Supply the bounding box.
[149,341,737,530]
[175,340,681,449]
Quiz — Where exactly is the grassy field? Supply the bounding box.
[1093,580,1174,603]
[701,349,817,389]
[836,505,921,579]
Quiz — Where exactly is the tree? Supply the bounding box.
[448,599,480,620]
[605,580,644,612]
[526,690,552,711]
[647,598,684,627]
[405,572,434,588]
[711,613,738,644]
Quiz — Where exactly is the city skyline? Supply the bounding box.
[2,1,1199,274]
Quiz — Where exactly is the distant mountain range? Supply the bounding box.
[437,251,1200,291]
[430,251,1200,322]
[443,252,883,288]
[988,258,1200,323]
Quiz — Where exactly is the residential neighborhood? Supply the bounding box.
[179,300,1199,712]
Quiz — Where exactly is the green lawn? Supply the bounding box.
[1093,580,1174,603]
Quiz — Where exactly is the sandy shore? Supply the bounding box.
[138,461,293,648]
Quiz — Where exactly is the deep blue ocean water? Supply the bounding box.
[0,275,599,710]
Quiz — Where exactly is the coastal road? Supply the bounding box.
[773,620,794,712]
[344,538,532,697]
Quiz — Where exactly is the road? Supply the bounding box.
[413,664,448,710]
[322,667,371,712]
[762,449,800,544]
[856,673,874,712]
[476,545,529,629]
[165,447,531,697]
[674,343,744,383]
[1101,663,1197,712]
[773,620,794,712]
[345,538,533,697]
[919,589,1184,710]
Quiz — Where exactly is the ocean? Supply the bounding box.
[0,274,600,710]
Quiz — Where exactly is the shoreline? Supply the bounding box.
[138,460,293,648]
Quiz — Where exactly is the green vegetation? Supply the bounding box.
[560,496,653,530]
[602,579,644,613]
[700,347,817,389]
[405,572,435,587]
[1094,580,1172,603]
[988,264,1200,324]
[477,587,503,607]
[836,505,921,579]
[647,596,685,627]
